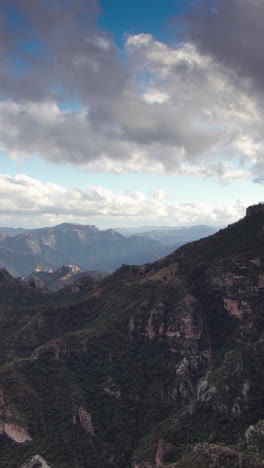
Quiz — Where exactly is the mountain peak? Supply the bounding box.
[246,202,264,216]
[53,222,99,231]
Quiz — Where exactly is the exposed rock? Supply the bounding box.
[20,455,51,468]
[1,421,32,443]
[0,391,32,443]
[224,297,243,319]
[73,406,95,435]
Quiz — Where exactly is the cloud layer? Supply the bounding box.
[0,1,264,181]
[0,174,248,228]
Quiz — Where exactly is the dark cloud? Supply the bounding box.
[182,0,264,90]
[0,0,127,102]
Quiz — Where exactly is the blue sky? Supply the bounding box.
[0,0,264,228]
[98,0,188,45]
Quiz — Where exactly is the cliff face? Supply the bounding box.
[1,207,264,467]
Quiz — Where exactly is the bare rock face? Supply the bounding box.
[0,422,32,443]
[0,391,31,443]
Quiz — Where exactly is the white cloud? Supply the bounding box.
[142,89,169,104]
[0,173,249,228]
[233,135,260,158]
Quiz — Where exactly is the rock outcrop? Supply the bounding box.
[0,391,31,443]
[73,406,95,435]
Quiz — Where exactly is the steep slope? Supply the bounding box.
[1,205,264,467]
[0,223,172,276]
[0,245,48,278]
[0,269,49,306]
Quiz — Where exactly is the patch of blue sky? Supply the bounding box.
[3,3,28,26]
[98,0,199,47]
[4,6,43,76]
[51,83,82,112]
[135,70,156,89]
[20,38,43,58]
[58,98,82,113]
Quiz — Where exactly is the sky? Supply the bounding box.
[1,0,264,229]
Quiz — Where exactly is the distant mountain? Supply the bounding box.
[114,225,181,235]
[115,224,218,245]
[0,227,28,235]
[133,224,218,245]
[1,205,264,466]
[0,223,173,277]
[0,245,47,278]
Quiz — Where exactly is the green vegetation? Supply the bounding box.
[1,211,264,466]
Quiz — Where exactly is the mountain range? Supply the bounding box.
[1,205,264,467]
[0,223,217,277]
[116,224,218,245]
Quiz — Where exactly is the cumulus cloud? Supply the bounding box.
[0,1,263,181]
[0,98,250,178]
[0,174,249,228]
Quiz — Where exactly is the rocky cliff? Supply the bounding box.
[1,207,264,467]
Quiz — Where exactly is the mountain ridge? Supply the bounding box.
[0,222,218,278]
[0,223,172,277]
[1,205,264,467]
